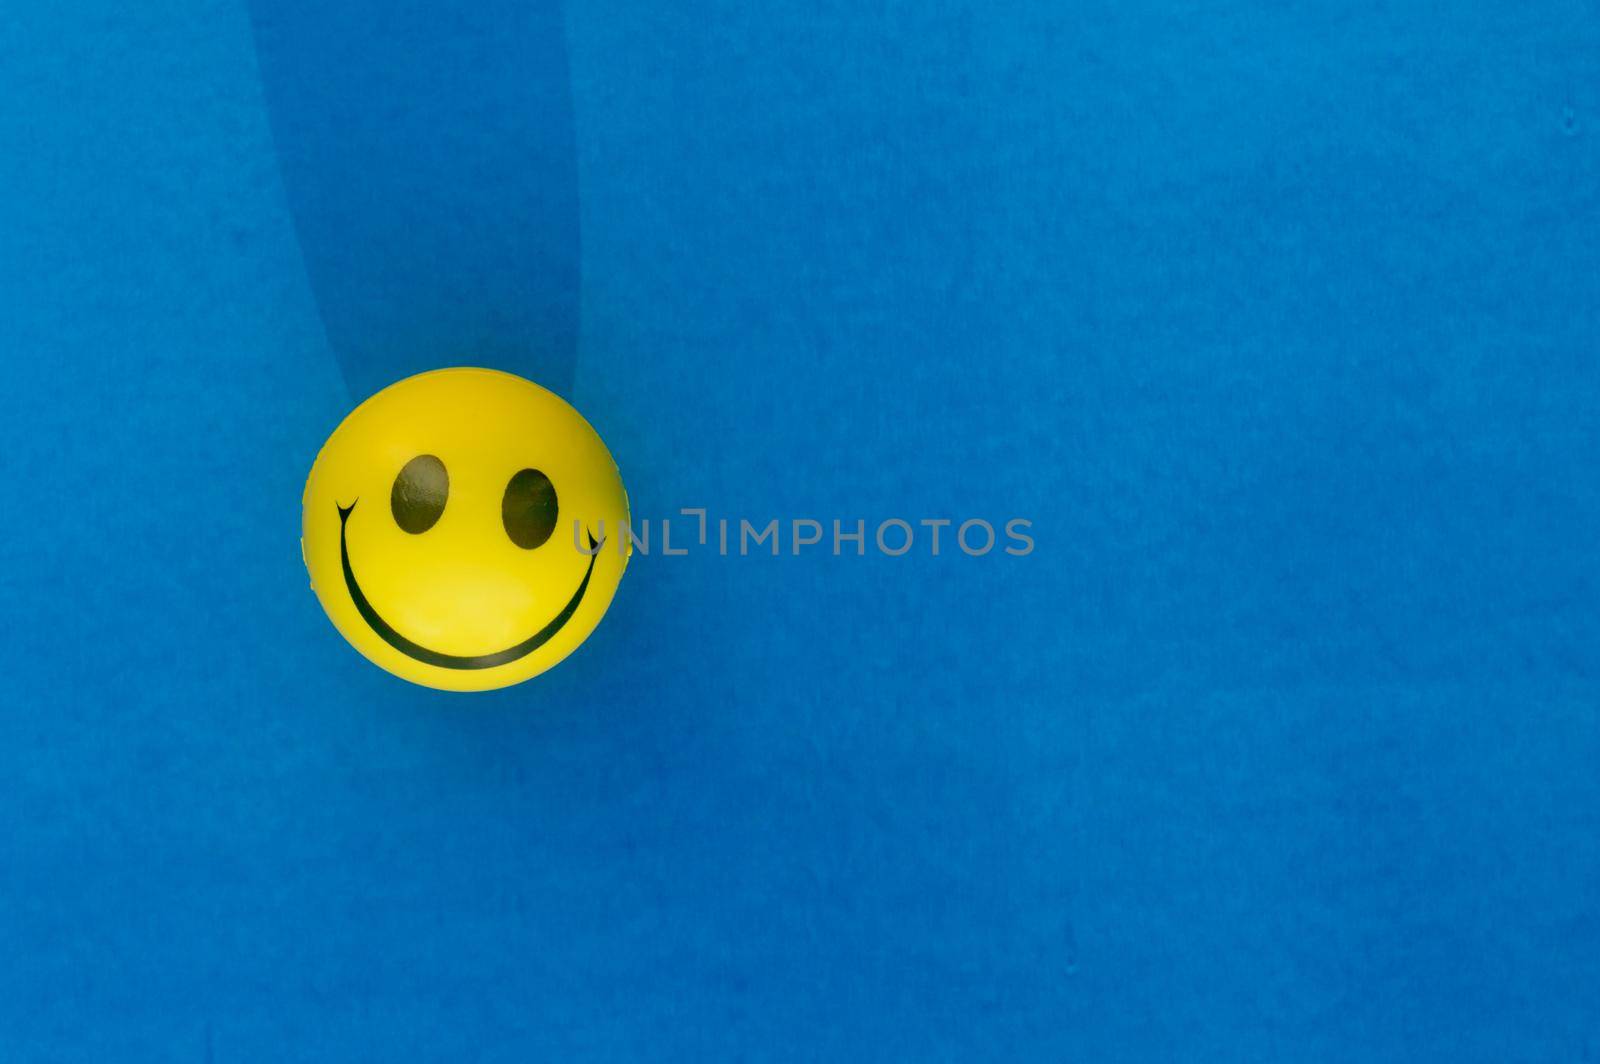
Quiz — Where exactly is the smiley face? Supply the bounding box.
[301,368,629,691]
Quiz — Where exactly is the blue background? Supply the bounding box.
[2,1,1597,1059]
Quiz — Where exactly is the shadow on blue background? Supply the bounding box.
[247,0,580,399]
[0,0,1597,1060]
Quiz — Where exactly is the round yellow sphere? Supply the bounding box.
[301,368,629,691]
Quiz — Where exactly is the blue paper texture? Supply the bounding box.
[0,0,1596,1059]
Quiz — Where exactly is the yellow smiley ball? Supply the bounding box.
[301,368,629,691]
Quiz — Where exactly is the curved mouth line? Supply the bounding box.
[338,501,600,670]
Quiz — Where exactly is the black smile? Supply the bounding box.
[338,501,601,670]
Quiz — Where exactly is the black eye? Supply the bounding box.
[502,468,558,549]
[390,454,448,533]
